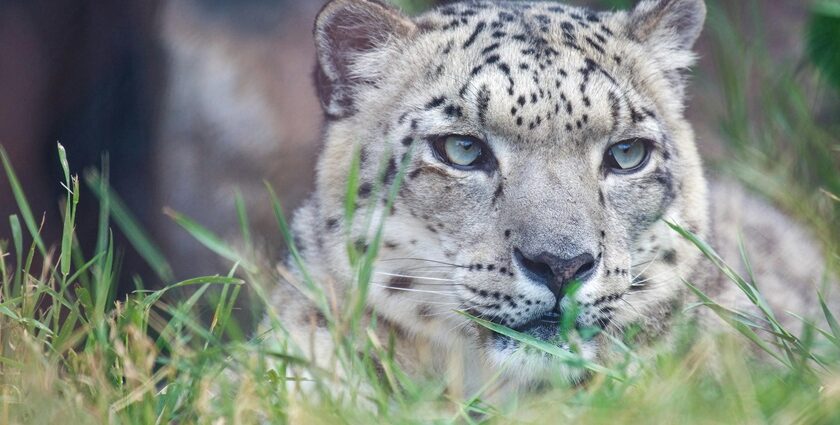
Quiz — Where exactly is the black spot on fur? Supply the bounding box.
[424,96,446,109]
[477,85,491,125]
[326,217,339,231]
[386,275,413,292]
[383,157,397,185]
[359,147,369,167]
[463,21,487,48]
[302,307,328,328]
[417,304,433,319]
[663,249,677,264]
[585,36,605,54]
[444,104,463,118]
[355,239,369,253]
[358,182,372,198]
[482,43,500,55]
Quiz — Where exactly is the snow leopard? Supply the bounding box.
[261,0,836,395]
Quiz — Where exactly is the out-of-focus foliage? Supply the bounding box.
[704,0,840,251]
[389,0,437,14]
[807,1,840,91]
[598,0,633,8]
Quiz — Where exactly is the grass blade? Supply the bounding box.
[87,170,174,282]
[234,190,252,247]
[163,207,254,272]
[138,275,243,309]
[456,310,620,379]
[9,214,22,294]
[818,291,840,341]
[57,143,77,277]
[683,279,792,368]
[0,146,46,256]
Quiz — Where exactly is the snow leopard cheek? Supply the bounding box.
[603,164,676,243]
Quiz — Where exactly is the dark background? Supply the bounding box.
[1,0,165,297]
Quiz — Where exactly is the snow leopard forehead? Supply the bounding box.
[412,1,659,149]
[315,0,703,154]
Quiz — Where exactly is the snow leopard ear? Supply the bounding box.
[314,0,416,119]
[628,0,706,64]
[626,0,705,97]
[627,0,706,70]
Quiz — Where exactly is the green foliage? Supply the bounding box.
[808,1,840,91]
[387,0,437,15]
[705,0,840,252]
[597,0,634,9]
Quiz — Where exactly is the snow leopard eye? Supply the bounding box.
[432,135,493,170]
[604,138,652,173]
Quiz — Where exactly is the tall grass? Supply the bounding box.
[1,1,840,423]
[1,145,838,423]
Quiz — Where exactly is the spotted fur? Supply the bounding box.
[262,0,836,395]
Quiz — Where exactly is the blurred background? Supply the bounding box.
[0,0,838,309]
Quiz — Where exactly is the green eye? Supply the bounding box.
[432,135,492,169]
[605,138,652,172]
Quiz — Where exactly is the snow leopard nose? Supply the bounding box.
[513,249,597,300]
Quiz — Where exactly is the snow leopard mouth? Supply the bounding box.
[492,309,603,345]
[496,311,564,342]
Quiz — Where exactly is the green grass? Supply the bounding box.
[2,1,840,423]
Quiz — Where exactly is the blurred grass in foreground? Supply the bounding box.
[2,0,840,423]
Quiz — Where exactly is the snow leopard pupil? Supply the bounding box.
[607,138,649,171]
[444,136,482,166]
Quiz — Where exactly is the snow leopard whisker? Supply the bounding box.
[372,283,460,296]
[375,271,457,282]
[615,298,642,316]
[411,282,465,287]
[630,265,682,287]
[379,257,466,268]
[631,247,662,280]
[400,265,460,273]
[385,297,463,306]
[417,308,464,318]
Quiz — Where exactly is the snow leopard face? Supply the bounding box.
[303,0,709,385]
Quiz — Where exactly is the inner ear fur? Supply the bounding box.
[314,0,416,119]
